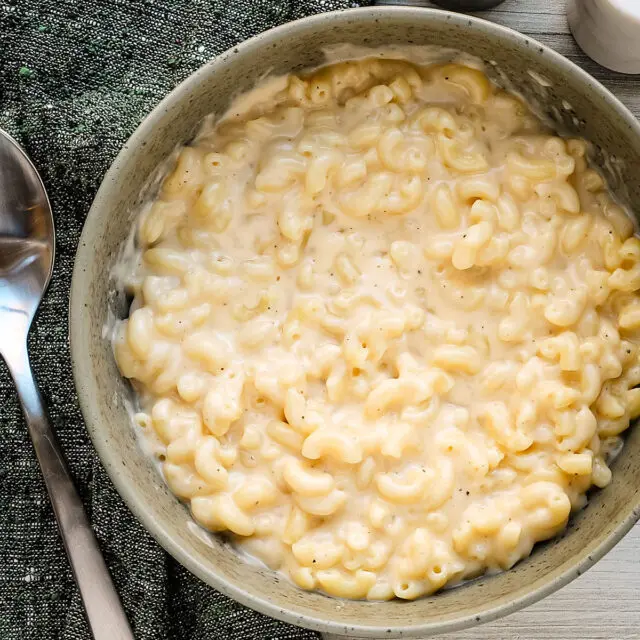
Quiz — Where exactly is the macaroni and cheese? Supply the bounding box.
[114,57,640,600]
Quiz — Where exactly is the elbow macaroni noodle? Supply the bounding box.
[115,57,640,600]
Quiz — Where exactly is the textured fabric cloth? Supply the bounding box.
[0,1,369,638]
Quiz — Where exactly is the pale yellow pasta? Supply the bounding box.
[283,458,335,497]
[114,56,640,602]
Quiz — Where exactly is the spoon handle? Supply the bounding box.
[5,338,134,640]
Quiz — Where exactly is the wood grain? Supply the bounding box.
[324,1,640,638]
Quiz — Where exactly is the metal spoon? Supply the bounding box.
[0,129,134,640]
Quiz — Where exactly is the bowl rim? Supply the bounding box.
[70,5,640,637]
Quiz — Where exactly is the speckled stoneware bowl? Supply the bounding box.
[70,7,640,637]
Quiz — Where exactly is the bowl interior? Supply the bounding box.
[70,8,640,637]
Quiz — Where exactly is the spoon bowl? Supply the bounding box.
[0,130,53,335]
[0,128,133,640]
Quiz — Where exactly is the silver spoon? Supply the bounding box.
[0,129,134,640]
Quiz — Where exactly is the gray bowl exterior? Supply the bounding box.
[69,7,640,638]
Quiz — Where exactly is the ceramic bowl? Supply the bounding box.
[70,7,640,637]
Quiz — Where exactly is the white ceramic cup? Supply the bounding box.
[568,0,640,74]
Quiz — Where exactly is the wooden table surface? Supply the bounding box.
[327,1,640,638]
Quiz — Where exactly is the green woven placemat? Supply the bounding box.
[0,1,368,638]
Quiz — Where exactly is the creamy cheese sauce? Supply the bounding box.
[113,56,640,601]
